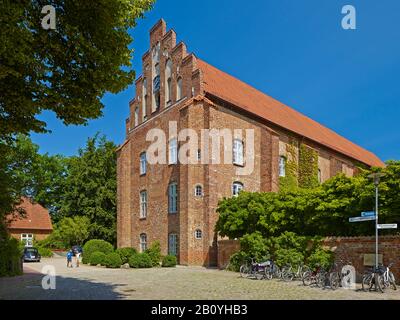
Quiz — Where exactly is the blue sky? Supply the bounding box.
[31,0,400,161]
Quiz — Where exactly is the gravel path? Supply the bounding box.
[0,257,399,300]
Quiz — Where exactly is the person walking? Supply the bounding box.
[66,250,73,268]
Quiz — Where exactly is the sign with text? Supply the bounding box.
[349,216,376,222]
[377,224,397,229]
[361,211,376,217]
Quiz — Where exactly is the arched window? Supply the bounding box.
[195,229,202,240]
[177,77,183,101]
[139,190,147,219]
[165,59,172,105]
[140,152,147,175]
[169,138,178,164]
[194,185,203,197]
[134,107,139,127]
[168,233,178,256]
[142,78,147,121]
[153,63,160,112]
[279,156,286,177]
[232,182,244,197]
[139,233,147,253]
[168,183,178,214]
[233,139,244,165]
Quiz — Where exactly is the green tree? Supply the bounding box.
[50,216,90,247]
[0,0,155,138]
[59,134,117,244]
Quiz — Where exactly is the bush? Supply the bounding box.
[307,248,334,270]
[104,252,122,268]
[82,239,113,264]
[115,247,137,264]
[128,253,153,268]
[240,232,269,261]
[274,248,304,267]
[38,247,53,258]
[0,236,23,277]
[227,251,249,272]
[145,241,161,267]
[162,255,177,267]
[89,251,106,266]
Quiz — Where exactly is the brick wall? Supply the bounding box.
[217,236,400,280]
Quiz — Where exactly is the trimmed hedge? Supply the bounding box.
[104,252,122,268]
[128,253,153,268]
[0,237,22,277]
[89,251,106,266]
[115,247,137,264]
[162,255,177,267]
[82,239,113,264]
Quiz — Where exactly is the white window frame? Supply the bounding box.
[140,152,147,175]
[140,191,147,219]
[232,182,244,197]
[194,185,203,197]
[169,138,178,165]
[195,229,202,240]
[233,139,244,166]
[168,183,178,214]
[168,233,178,256]
[140,233,147,253]
[279,156,286,177]
[21,233,33,247]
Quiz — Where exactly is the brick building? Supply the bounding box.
[117,19,384,266]
[7,197,53,246]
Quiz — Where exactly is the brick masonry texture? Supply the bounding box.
[218,236,400,281]
[117,19,382,266]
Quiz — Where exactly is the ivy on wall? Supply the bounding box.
[298,144,319,189]
[279,139,298,190]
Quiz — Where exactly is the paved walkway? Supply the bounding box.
[0,257,399,300]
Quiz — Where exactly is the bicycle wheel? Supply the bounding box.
[329,272,340,290]
[273,265,282,279]
[362,274,373,292]
[283,271,294,282]
[240,264,250,278]
[389,272,397,290]
[377,274,385,293]
[316,272,326,288]
[264,267,273,280]
[302,271,312,286]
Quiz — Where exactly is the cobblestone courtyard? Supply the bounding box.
[0,257,399,300]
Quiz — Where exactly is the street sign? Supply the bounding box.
[361,211,376,217]
[377,224,398,229]
[349,216,376,222]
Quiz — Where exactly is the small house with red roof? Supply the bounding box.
[6,197,53,246]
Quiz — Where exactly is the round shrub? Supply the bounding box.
[162,255,177,267]
[115,247,137,264]
[104,252,122,269]
[307,248,334,270]
[82,239,113,264]
[128,253,153,268]
[145,241,161,267]
[227,251,249,272]
[89,251,106,266]
[275,248,304,267]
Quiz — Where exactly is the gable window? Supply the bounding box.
[140,191,147,219]
[168,183,178,214]
[194,185,203,197]
[140,152,147,175]
[232,181,243,197]
[140,233,147,253]
[21,233,33,247]
[195,229,202,240]
[177,77,183,101]
[134,107,139,127]
[142,78,147,121]
[169,138,178,164]
[279,156,286,177]
[153,63,160,112]
[165,59,172,105]
[168,233,178,256]
[233,139,244,165]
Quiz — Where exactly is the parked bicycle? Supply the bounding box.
[362,263,396,292]
[239,258,272,280]
[328,260,353,290]
[282,263,310,282]
[302,265,326,287]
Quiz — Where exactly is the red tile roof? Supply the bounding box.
[197,59,384,167]
[6,197,53,231]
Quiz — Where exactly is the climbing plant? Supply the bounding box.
[279,139,298,190]
[298,144,319,189]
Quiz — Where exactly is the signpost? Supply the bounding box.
[361,211,376,217]
[377,224,398,230]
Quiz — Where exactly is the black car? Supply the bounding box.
[23,247,41,262]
